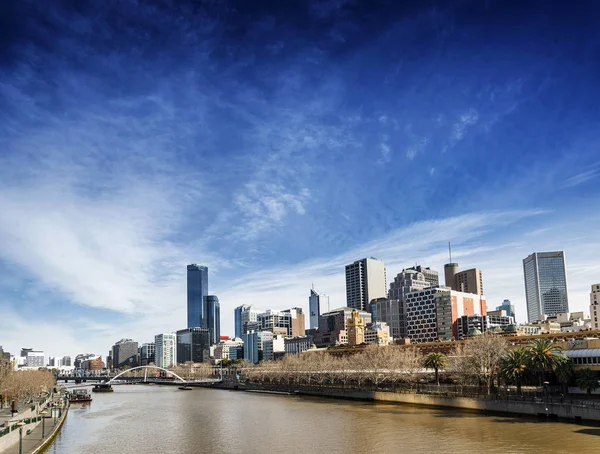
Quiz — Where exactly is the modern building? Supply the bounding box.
[48,357,62,368]
[591,284,600,330]
[242,331,266,364]
[187,264,209,329]
[444,263,484,296]
[75,354,102,371]
[206,295,221,345]
[523,251,569,322]
[284,308,305,337]
[364,322,391,345]
[62,356,72,367]
[345,258,387,311]
[234,304,251,338]
[21,349,44,368]
[372,298,403,340]
[111,339,138,369]
[176,328,210,363]
[239,305,263,336]
[214,338,244,361]
[496,299,516,320]
[313,307,372,347]
[347,310,366,346]
[284,336,314,355]
[140,343,155,366]
[154,334,177,368]
[309,288,330,330]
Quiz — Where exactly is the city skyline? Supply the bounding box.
[2,1,600,358]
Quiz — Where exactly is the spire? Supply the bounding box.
[448,242,452,263]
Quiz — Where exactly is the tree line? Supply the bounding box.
[0,359,55,407]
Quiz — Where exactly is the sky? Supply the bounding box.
[1,0,600,360]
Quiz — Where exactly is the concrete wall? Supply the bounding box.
[0,419,41,453]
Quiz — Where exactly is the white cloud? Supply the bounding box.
[405,136,430,160]
[563,168,600,187]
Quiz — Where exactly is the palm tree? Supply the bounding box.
[423,352,448,386]
[500,348,527,395]
[576,368,599,396]
[525,339,563,386]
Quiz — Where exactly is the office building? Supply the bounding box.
[345,257,387,311]
[206,295,220,345]
[75,354,102,371]
[284,308,306,337]
[284,336,313,355]
[364,322,391,345]
[444,263,484,296]
[242,331,262,364]
[62,356,72,367]
[234,304,251,338]
[496,299,516,320]
[372,298,403,339]
[591,284,600,330]
[239,306,263,335]
[140,343,155,366]
[313,307,372,347]
[48,357,62,368]
[154,334,177,368]
[187,264,208,329]
[111,339,139,369]
[22,350,44,368]
[176,328,210,363]
[523,251,569,322]
[214,338,244,361]
[309,288,330,330]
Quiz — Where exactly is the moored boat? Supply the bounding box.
[92,383,114,392]
[178,386,193,390]
[69,389,93,403]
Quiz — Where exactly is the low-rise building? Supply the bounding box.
[284,336,313,355]
[214,338,244,361]
[364,322,391,345]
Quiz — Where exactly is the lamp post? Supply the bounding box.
[16,421,25,454]
[40,410,49,438]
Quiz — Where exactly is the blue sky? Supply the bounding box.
[1,0,599,359]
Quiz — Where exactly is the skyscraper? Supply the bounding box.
[154,333,177,368]
[523,251,569,322]
[496,299,516,319]
[176,328,210,363]
[444,263,484,295]
[309,288,330,329]
[187,264,208,329]
[234,304,251,339]
[345,257,387,311]
[206,295,220,345]
[589,284,599,330]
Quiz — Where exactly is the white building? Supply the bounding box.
[309,288,329,330]
[345,257,387,311]
[26,351,45,368]
[214,338,244,360]
[591,284,600,330]
[523,251,569,322]
[154,333,177,369]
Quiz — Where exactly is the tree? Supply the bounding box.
[576,368,599,396]
[500,348,528,395]
[525,339,563,386]
[423,353,448,386]
[554,356,573,396]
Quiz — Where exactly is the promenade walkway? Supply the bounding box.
[3,416,58,454]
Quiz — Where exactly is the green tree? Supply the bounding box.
[500,348,528,395]
[525,339,563,386]
[423,353,448,385]
[554,356,573,395]
[576,368,599,396]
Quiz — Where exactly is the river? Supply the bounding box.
[47,385,598,453]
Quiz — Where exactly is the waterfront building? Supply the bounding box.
[111,339,139,369]
[284,336,313,355]
[309,288,329,330]
[234,304,251,338]
[206,295,221,345]
[523,251,569,322]
[345,258,387,311]
[187,264,209,329]
[496,299,516,320]
[176,328,210,363]
[364,322,391,345]
[591,284,600,330]
[347,310,365,346]
[154,334,177,368]
[140,343,155,366]
[62,356,72,367]
[313,307,372,347]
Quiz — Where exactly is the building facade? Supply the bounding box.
[496,299,516,319]
[523,251,569,322]
[154,333,177,368]
[111,339,138,369]
[140,343,155,366]
[187,264,209,329]
[345,257,387,311]
[444,264,484,296]
[309,288,330,330]
[206,295,220,345]
[284,336,313,355]
[347,310,365,346]
[239,306,263,335]
[591,284,600,330]
[364,322,391,345]
[234,304,251,338]
[176,328,210,363]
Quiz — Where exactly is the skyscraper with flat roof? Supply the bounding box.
[206,295,220,345]
[187,264,208,329]
[234,304,251,338]
[345,258,386,311]
[523,251,569,322]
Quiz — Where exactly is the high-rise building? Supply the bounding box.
[62,356,72,367]
[239,306,263,335]
[140,343,155,366]
[176,328,210,363]
[154,334,177,368]
[444,263,483,296]
[590,284,600,330]
[187,264,208,329]
[309,288,329,330]
[283,308,305,337]
[234,304,251,338]
[242,331,260,364]
[496,299,516,319]
[206,295,220,345]
[523,251,569,322]
[111,339,138,369]
[345,257,387,311]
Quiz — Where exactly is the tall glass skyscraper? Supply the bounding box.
[523,251,569,322]
[234,304,251,339]
[206,295,220,345]
[187,264,208,329]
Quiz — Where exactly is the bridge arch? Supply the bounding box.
[108,365,187,384]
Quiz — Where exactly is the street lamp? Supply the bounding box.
[16,421,25,454]
[40,410,49,438]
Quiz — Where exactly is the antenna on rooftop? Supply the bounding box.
[448,242,452,263]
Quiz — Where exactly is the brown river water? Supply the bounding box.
[46,385,599,453]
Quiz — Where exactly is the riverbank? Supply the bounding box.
[198,381,600,423]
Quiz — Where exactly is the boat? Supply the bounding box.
[92,383,114,393]
[69,389,93,403]
[178,386,193,390]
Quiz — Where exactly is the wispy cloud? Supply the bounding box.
[563,168,600,187]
